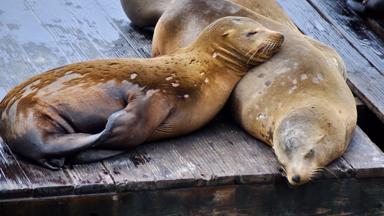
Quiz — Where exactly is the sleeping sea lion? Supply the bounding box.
[120,0,299,30]
[150,0,357,186]
[0,17,283,169]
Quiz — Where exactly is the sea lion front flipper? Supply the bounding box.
[96,90,173,149]
[66,149,126,164]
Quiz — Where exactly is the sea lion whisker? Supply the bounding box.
[260,43,272,57]
[247,49,259,65]
[318,167,339,181]
[245,46,258,57]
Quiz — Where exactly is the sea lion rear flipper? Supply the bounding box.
[18,130,107,169]
[41,132,105,156]
[66,149,126,164]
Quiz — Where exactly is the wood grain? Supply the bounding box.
[309,0,384,75]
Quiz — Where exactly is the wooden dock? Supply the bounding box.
[0,0,383,215]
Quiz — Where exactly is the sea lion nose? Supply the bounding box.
[275,33,284,44]
[292,175,301,184]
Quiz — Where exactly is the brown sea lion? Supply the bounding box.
[151,0,357,185]
[0,17,283,169]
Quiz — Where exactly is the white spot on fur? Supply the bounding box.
[205,78,209,83]
[276,67,291,75]
[256,113,268,121]
[301,74,308,80]
[184,94,190,99]
[312,78,319,84]
[165,76,173,81]
[171,82,180,87]
[312,74,324,84]
[212,52,219,59]
[293,62,299,69]
[317,73,324,81]
[289,85,297,94]
[130,73,138,80]
[292,79,297,85]
[333,58,338,65]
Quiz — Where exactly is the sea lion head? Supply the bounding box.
[273,106,349,186]
[192,16,284,74]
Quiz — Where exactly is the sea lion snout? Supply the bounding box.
[285,163,315,186]
[291,175,301,184]
[247,30,284,64]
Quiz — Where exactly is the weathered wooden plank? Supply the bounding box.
[102,143,201,192]
[309,0,384,74]
[95,0,153,57]
[67,164,115,195]
[366,18,384,40]
[12,158,74,197]
[0,139,31,199]
[26,0,135,58]
[25,0,102,61]
[0,0,67,75]
[1,178,384,216]
[277,0,384,123]
[0,4,38,91]
[104,114,356,191]
[0,0,116,197]
[343,127,384,178]
[0,1,76,198]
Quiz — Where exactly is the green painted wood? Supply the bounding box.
[1,178,384,216]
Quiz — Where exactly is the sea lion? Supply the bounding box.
[0,17,283,169]
[151,0,357,185]
[120,0,299,30]
[347,0,384,18]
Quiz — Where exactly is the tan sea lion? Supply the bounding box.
[0,17,283,169]
[151,0,357,185]
[120,0,298,30]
